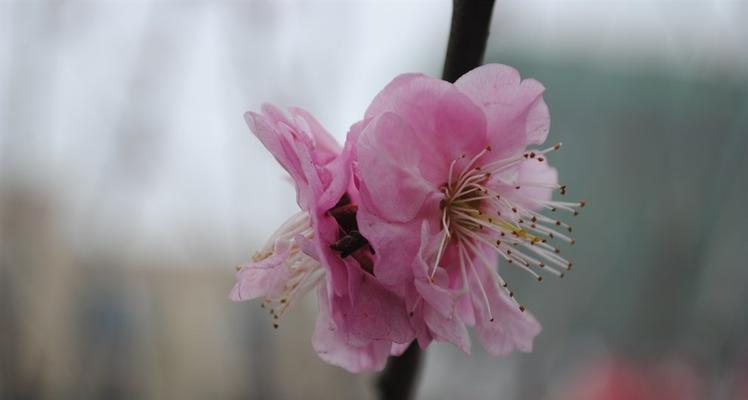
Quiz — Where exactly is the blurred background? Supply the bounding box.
[1,0,747,399]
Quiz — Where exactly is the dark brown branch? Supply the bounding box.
[375,1,496,400]
[375,342,422,400]
[442,0,497,83]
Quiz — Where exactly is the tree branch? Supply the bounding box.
[375,1,496,399]
[376,343,422,400]
[442,0,497,83]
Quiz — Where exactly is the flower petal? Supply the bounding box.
[344,267,414,344]
[229,240,294,302]
[357,208,422,288]
[356,112,439,223]
[312,287,392,373]
[289,107,340,165]
[455,64,550,158]
[364,73,489,183]
[515,158,559,207]
[471,264,542,355]
[424,305,471,354]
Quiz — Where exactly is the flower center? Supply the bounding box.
[432,144,586,318]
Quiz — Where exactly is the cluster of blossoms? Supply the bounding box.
[230,64,585,372]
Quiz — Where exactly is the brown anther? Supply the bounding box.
[496,240,502,246]
[531,216,537,222]
[573,211,579,216]
[555,221,561,226]
[567,227,573,232]
[509,291,514,297]
[235,265,241,272]
[529,152,536,158]
[500,232,506,237]
[507,249,512,255]
[515,186,521,190]
[554,143,561,150]
[580,201,587,208]
[507,259,513,264]
[519,305,526,312]
[539,263,545,268]
[537,276,543,282]
[260,303,265,308]
[409,311,414,317]
[538,157,545,162]
[549,233,555,239]
[489,317,495,322]
[554,248,560,254]
[273,323,279,329]
[488,217,493,223]
[486,145,492,151]
[280,299,287,304]
[512,207,518,213]
[559,273,565,279]
[551,207,557,212]
[501,282,508,288]
[571,239,576,245]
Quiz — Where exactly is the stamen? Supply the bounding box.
[431,144,583,317]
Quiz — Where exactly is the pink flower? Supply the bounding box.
[556,357,703,400]
[230,104,412,372]
[354,64,585,354]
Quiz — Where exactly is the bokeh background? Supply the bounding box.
[2,1,747,399]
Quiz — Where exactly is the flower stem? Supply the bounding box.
[375,1,496,399]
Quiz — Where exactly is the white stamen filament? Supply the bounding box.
[241,211,325,328]
[433,144,583,316]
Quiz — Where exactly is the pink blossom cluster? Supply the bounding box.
[230,64,584,372]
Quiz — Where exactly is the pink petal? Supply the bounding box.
[515,158,558,207]
[289,107,340,165]
[344,267,414,344]
[455,64,550,158]
[364,73,488,183]
[472,266,542,355]
[424,305,471,354]
[228,240,294,302]
[356,112,439,223]
[312,287,392,373]
[357,208,421,288]
[412,221,456,318]
[390,342,412,356]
